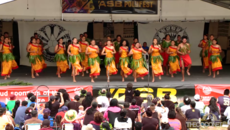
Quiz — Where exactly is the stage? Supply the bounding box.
[1,65,229,90]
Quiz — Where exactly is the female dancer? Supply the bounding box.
[67,38,82,82]
[54,38,69,78]
[167,41,180,78]
[0,37,18,79]
[27,37,43,78]
[79,36,89,76]
[131,38,138,49]
[0,35,3,64]
[208,35,215,76]
[37,39,47,69]
[86,40,101,82]
[119,40,132,82]
[113,35,122,68]
[209,39,222,78]
[198,35,209,73]
[129,42,148,82]
[101,40,118,82]
[161,34,171,75]
[148,39,163,82]
[177,37,192,82]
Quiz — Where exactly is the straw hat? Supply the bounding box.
[64,110,78,122]
[83,124,95,130]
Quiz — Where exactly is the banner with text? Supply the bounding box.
[195,84,230,105]
[62,0,158,14]
[138,22,204,66]
[0,86,92,104]
[18,21,88,66]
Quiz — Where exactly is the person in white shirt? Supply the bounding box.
[194,94,205,117]
[114,109,132,130]
[181,97,191,114]
[96,89,110,111]
[224,106,230,124]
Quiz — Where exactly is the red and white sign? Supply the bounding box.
[195,84,230,105]
[0,85,92,103]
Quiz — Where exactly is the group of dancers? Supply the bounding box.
[0,32,223,82]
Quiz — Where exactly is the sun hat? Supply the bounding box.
[64,110,78,122]
[194,94,200,100]
[83,124,95,130]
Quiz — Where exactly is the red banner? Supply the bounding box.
[0,85,92,104]
[195,84,230,105]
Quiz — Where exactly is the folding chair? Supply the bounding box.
[25,123,41,130]
[62,123,74,130]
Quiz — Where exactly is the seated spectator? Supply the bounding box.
[204,97,220,121]
[125,83,134,103]
[142,108,158,130]
[57,89,71,106]
[194,94,205,117]
[218,89,230,114]
[106,92,112,101]
[79,89,87,104]
[185,101,200,129]
[83,102,98,126]
[0,108,9,129]
[2,108,15,127]
[149,103,160,120]
[178,95,189,108]
[96,89,110,112]
[90,111,103,130]
[0,101,6,108]
[24,107,33,121]
[7,94,16,111]
[26,92,34,104]
[123,102,136,130]
[67,95,80,113]
[27,95,36,107]
[181,97,191,114]
[168,110,181,130]
[55,106,68,119]
[153,98,168,119]
[82,124,95,130]
[161,118,174,130]
[135,122,142,130]
[24,110,42,126]
[14,101,28,125]
[82,92,93,110]
[40,119,53,130]
[5,124,14,130]
[129,99,141,122]
[54,115,62,130]
[114,109,132,129]
[45,94,64,117]
[224,106,230,124]
[104,99,121,127]
[62,110,81,129]
[141,95,153,111]
[133,90,143,107]
[176,107,187,130]
[38,108,53,127]
[100,122,113,130]
[162,93,175,111]
[12,100,20,118]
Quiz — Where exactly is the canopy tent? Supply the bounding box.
[0,0,230,22]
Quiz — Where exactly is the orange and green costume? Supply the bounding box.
[1,44,18,76]
[38,45,47,69]
[161,40,171,66]
[131,48,148,77]
[29,44,43,73]
[210,45,222,71]
[79,41,90,71]
[119,47,132,76]
[104,47,117,75]
[200,40,209,69]
[69,44,82,75]
[88,46,101,77]
[150,45,163,76]
[54,45,69,73]
[168,46,180,74]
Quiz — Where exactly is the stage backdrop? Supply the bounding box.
[62,0,158,14]
[18,22,88,66]
[138,22,204,66]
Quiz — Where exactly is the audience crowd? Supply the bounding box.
[0,84,230,130]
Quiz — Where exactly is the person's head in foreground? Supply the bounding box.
[135,122,142,130]
[100,122,113,130]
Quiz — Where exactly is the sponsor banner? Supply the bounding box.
[138,22,204,66]
[195,84,230,105]
[62,0,158,14]
[0,86,92,104]
[18,22,88,66]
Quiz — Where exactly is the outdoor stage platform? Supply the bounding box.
[1,65,229,90]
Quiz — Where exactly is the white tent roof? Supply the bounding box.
[0,0,229,22]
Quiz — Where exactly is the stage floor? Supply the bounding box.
[0,66,230,89]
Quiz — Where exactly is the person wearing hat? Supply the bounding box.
[96,89,109,112]
[40,119,53,130]
[6,94,16,111]
[38,108,54,127]
[55,106,68,119]
[194,94,205,117]
[45,93,64,117]
[63,109,79,123]
[161,118,174,130]
[82,124,95,130]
